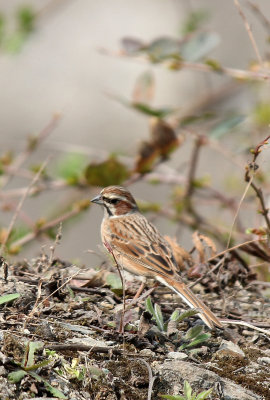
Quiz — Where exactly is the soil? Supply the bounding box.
[0,255,269,400]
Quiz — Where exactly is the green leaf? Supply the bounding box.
[145,296,155,316]
[0,13,5,44]
[196,388,213,400]
[205,59,222,71]
[28,371,67,399]
[160,396,185,400]
[181,32,220,62]
[105,273,122,295]
[146,36,182,62]
[171,309,199,322]
[0,293,20,305]
[185,333,211,348]
[132,102,174,118]
[4,32,27,53]
[254,102,270,127]
[23,341,43,369]
[108,92,174,118]
[185,325,204,340]
[8,369,27,383]
[17,6,35,34]
[170,309,180,321]
[179,112,215,127]
[154,303,164,331]
[182,9,210,34]
[55,153,88,184]
[209,115,245,139]
[85,156,129,187]
[184,380,193,399]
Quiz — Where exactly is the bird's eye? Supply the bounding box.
[104,197,119,205]
[109,198,119,205]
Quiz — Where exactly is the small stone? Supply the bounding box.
[139,349,155,357]
[167,352,188,360]
[217,340,245,358]
[257,357,270,366]
[99,301,114,309]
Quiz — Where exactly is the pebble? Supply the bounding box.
[257,357,270,366]
[167,352,188,360]
[217,340,245,358]
[140,349,155,357]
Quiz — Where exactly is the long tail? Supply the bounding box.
[157,276,223,329]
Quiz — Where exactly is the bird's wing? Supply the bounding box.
[103,213,177,278]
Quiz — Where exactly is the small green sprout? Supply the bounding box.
[161,380,213,400]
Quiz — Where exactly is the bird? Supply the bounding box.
[91,185,223,329]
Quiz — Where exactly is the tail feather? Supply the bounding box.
[157,276,223,329]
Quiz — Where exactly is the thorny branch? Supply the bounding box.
[245,135,270,241]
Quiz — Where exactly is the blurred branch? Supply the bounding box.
[0,113,61,189]
[226,171,254,249]
[0,157,50,256]
[207,238,267,263]
[0,179,67,200]
[101,48,270,81]
[179,60,269,80]
[9,199,90,250]
[184,135,204,204]
[246,0,270,33]
[234,0,263,67]
[245,135,270,240]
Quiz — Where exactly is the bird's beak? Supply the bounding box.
[91,194,103,205]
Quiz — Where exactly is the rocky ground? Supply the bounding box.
[0,254,269,400]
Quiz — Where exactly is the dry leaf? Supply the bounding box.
[164,235,194,271]
[150,118,182,158]
[192,231,205,263]
[134,140,160,173]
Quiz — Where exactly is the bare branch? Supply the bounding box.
[234,0,263,66]
[0,157,50,256]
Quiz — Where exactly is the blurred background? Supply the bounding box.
[1,0,270,274]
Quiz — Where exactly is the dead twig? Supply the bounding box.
[0,113,61,190]
[234,0,263,67]
[46,343,124,355]
[100,47,270,81]
[221,319,270,335]
[47,223,62,270]
[9,201,90,250]
[184,136,204,206]
[188,258,224,289]
[23,268,82,328]
[0,157,50,257]
[104,240,126,334]
[140,358,156,400]
[246,0,270,32]
[245,135,270,241]
[207,238,267,263]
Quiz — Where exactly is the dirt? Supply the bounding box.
[0,255,269,399]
